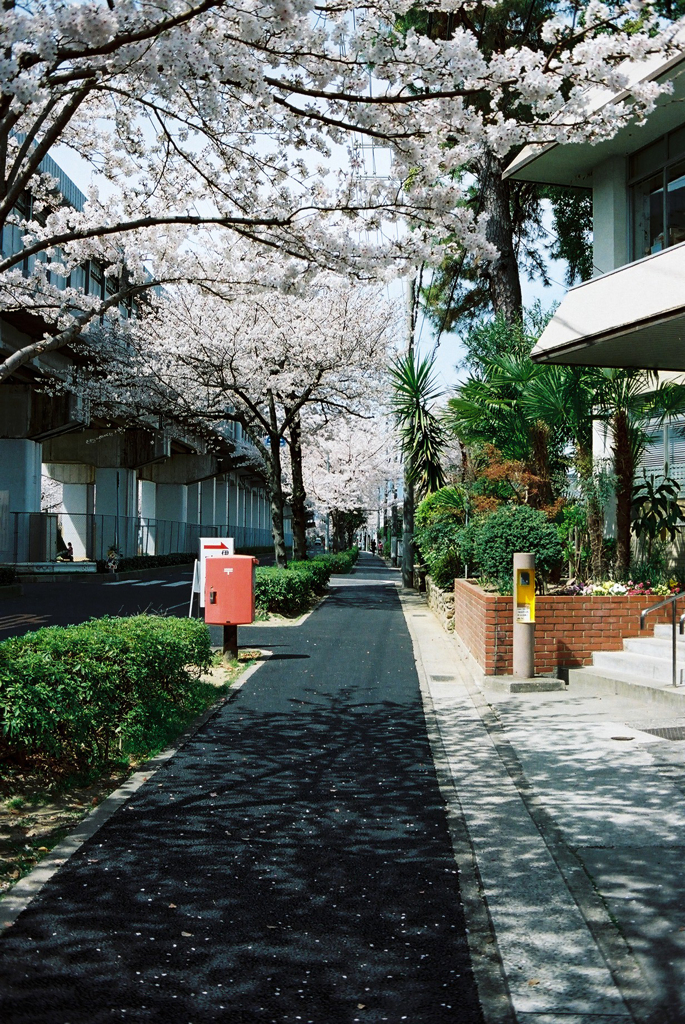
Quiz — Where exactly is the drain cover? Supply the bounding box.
[431,675,456,682]
[643,726,685,741]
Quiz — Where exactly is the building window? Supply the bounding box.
[630,129,685,258]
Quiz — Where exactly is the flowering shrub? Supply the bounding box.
[570,580,681,597]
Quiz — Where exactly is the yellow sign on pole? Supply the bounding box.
[515,567,536,623]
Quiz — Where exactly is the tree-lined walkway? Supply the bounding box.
[0,554,483,1023]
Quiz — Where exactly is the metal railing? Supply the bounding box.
[1,511,275,564]
[640,592,685,687]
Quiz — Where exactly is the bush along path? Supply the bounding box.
[0,616,255,895]
[0,553,483,1024]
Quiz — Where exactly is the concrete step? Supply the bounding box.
[623,636,685,657]
[568,667,685,709]
[653,623,685,642]
[592,648,685,684]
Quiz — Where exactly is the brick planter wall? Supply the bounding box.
[453,579,677,676]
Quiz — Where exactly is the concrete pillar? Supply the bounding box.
[200,478,216,527]
[139,480,156,555]
[228,474,239,530]
[0,439,42,561]
[0,438,42,512]
[95,468,137,557]
[61,482,94,560]
[156,482,188,555]
[156,483,187,523]
[215,478,228,531]
[593,156,629,275]
[187,481,200,529]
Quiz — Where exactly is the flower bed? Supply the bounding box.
[454,579,678,676]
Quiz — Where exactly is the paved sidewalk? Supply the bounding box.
[402,588,685,1024]
[0,554,483,1024]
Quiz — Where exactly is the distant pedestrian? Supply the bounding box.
[378,539,384,557]
[371,539,376,555]
[65,542,74,561]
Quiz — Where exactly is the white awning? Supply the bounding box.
[531,243,685,370]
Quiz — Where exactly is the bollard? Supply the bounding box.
[513,552,535,678]
[223,624,238,660]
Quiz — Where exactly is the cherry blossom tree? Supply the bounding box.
[303,413,397,551]
[70,279,396,564]
[0,0,679,382]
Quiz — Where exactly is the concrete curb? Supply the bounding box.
[397,588,516,1024]
[0,652,270,932]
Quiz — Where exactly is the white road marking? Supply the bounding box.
[161,581,191,588]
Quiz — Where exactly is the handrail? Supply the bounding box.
[640,591,685,688]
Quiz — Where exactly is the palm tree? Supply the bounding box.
[593,369,685,575]
[520,364,605,574]
[447,352,559,508]
[389,351,447,497]
[389,350,447,587]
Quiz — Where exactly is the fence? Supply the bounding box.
[1,512,276,564]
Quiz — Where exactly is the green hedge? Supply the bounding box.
[97,552,195,573]
[254,548,358,616]
[0,616,212,767]
[316,547,358,574]
[254,567,314,616]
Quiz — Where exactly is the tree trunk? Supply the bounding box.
[267,392,288,567]
[613,410,634,575]
[586,494,605,579]
[402,476,414,587]
[268,456,288,567]
[287,411,308,561]
[330,510,345,553]
[478,149,523,323]
[529,420,554,508]
[577,446,604,578]
[402,274,417,588]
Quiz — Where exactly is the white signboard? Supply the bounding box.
[198,537,235,608]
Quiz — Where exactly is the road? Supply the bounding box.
[0,567,198,640]
[0,554,484,1023]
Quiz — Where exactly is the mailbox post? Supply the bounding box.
[204,555,258,658]
[513,552,535,678]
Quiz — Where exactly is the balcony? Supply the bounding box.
[531,242,685,371]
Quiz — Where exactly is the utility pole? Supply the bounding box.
[402,274,418,589]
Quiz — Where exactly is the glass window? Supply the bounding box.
[630,137,667,180]
[667,160,685,247]
[632,173,664,258]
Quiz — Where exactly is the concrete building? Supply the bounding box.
[0,159,279,567]
[504,41,685,502]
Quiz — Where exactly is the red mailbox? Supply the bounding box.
[204,555,258,625]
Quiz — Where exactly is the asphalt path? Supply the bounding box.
[0,554,483,1023]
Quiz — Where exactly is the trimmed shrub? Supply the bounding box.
[254,566,314,616]
[317,547,358,574]
[289,559,333,594]
[97,552,195,573]
[473,505,563,588]
[0,616,212,766]
[253,549,358,615]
